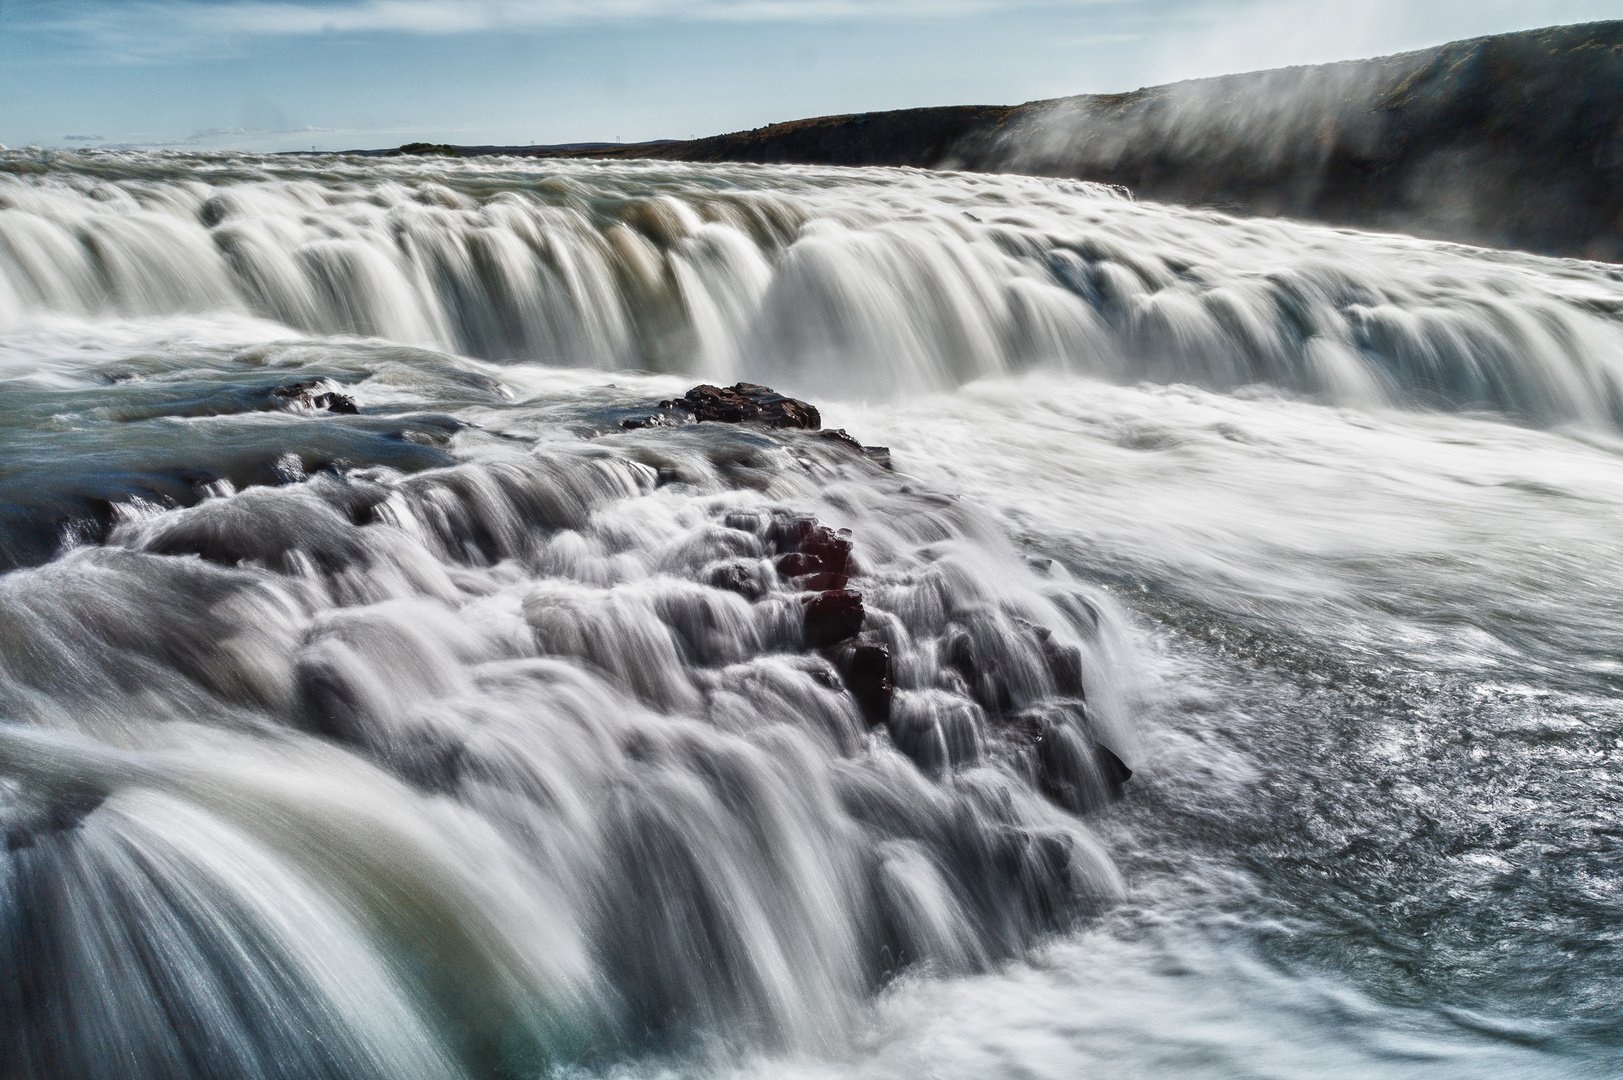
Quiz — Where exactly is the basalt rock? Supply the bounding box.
[662,383,821,429]
[1093,741,1133,789]
[623,386,895,467]
[771,519,853,591]
[816,428,894,470]
[804,589,865,649]
[1025,710,1133,812]
[1015,617,1088,699]
[273,380,359,415]
[706,560,767,601]
[823,639,893,724]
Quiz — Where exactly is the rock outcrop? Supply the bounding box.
[519,21,1623,262]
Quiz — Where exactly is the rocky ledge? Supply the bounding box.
[624,382,891,467]
[626,381,1131,802]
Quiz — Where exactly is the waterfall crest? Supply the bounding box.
[4,151,1622,426]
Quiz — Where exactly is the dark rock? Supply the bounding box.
[273,380,359,415]
[388,142,463,158]
[772,519,852,591]
[889,708,949,777]
[523,22,1623,263]
[817,428,863,451]
[815,428,893,469]
[945,624,1014,715]
[1034,715,1100,814]
[1094,741,1133,789]
[804,589,865,648]
[707,560,766,601]
[4,792,105,853]
[661,383,821,430]
[1025,709,1133,813]
[824,639,892,724]
[620,412,688,430]
[1043,639,1087,698]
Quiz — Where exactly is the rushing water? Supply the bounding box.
[1,149,1621,1079]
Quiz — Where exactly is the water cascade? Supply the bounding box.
[3,152,1622,424]
[2,149,1622,1079]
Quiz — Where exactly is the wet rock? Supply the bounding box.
[1034,715,1100,814]
[620,412,688,430]
[1093,741,1133,789]
[824,639,892,724]
[706,560,766,601]
[622,385,894,468]
[889,707,949,777]
[294,649,366,745]
[945,624,1015,715]
[771,519,852,591]
[804,589,865,648]
[662,382,821,429]
[991,829,1075,924]
[816,428,893,469]
[273,380,359,415]
[1027,710,1132,813]
[3,792,105,853]
[1042,640,1086,698]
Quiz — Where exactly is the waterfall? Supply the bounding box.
[3,148,1623,1080]
[3,150,1622,426]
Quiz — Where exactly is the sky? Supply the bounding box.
[2,0,1619,152]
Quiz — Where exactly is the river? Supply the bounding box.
[1,150,1619,1079]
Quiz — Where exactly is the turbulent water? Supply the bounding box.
[2,148,1621,1079]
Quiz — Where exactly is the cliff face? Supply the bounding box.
[531,21,1623,261]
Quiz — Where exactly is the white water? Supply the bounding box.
[2,149,1621,1079]
[4,151,1623,424]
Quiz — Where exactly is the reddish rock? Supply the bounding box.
[804,589,865,648]
[663,382,821,430]
[772,520,852,591]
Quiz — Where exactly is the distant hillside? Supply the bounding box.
[392,21,1623,261]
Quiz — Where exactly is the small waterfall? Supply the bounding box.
[3,150,1622,426]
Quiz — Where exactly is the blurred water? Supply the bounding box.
[1,149,1620,1079]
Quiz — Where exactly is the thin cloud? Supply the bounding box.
[8,0,1112,63]
[24,0,1089,41]
[1045,32,1146,46]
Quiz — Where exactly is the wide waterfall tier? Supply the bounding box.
[0,370,1143,1077]
[3,150,1623,427]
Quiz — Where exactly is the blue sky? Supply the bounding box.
[2,0,1618,151]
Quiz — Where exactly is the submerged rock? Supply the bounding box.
[272,380,359,415]
[706,560,767,601]
[1093,741,1133,789]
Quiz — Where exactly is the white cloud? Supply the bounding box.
[29,0,1078,42]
